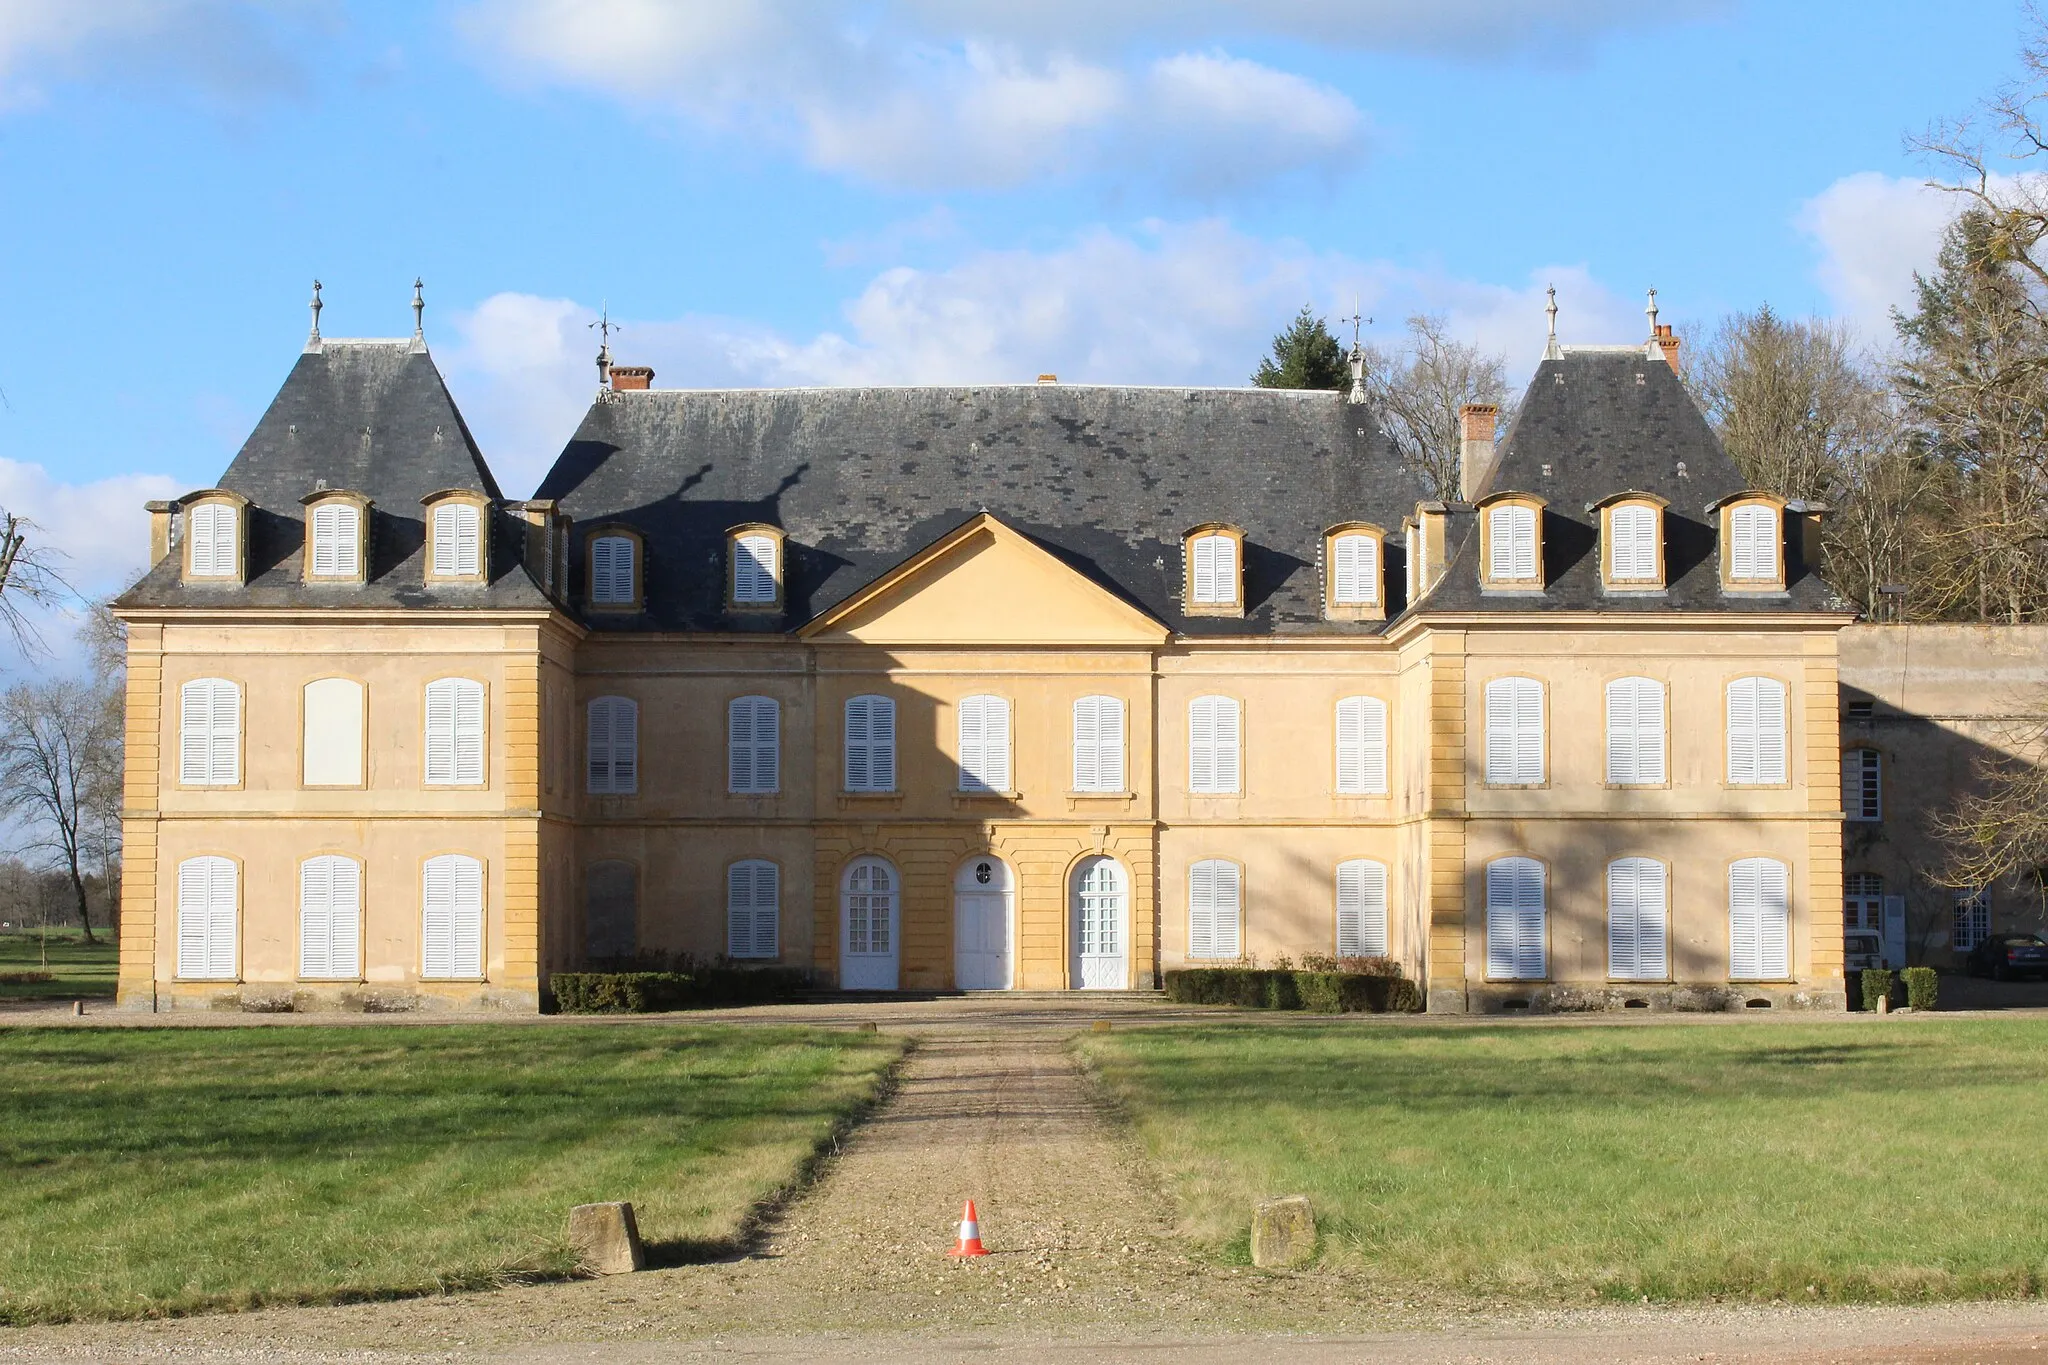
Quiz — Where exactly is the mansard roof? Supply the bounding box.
[118,340,550,612]
[535,383,1424,635]
[1418,347,1846,615]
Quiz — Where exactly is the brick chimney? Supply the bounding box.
[1458,404,1499,501]
[146,500,176,566]
[609,365,654,392]
[1037,373,1058,385]
[1653,324,1680,373]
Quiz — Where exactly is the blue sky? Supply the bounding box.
[0,0,2029,644]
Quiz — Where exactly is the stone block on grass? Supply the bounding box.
[1251,1195,1315,1268]
[569,1201,646,1274]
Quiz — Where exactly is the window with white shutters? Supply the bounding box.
[727,859,780,959]
[1331,534,1379,605]
[732,534,778,603]
[1604,677,1666,785]
[1188,695,1241,794]
[175,855,238,980]
[1336,859,1389,958]
[1335,696,1389,795]
[590,535,636,604]
[586,696,638,794]
[1487,504,1538,581]
[844,694,897,792]
[1485,856,1546,980]
[585,860,637,961]
[1728,503,1779,582]
[957,695,1012,793]
[424,678,486,786]
[1071,695,1126,792]
[187,502,238,578]
[1954,890,1991,951]
[1843,747,1881,821]
[1729,857,1790,979]
[1607,857,1669,981]
[431,502,482,578]
[1189,533,1238,605]
[1609,504,1658,582]
[728,695,781,794]
[299,855,362,980]
[421,853,484,979]
[179,678,241,786]
[1726,676,1788,785]
[1484,677,1544,785]
[308,503,360,579]
[1188,858,1242,960]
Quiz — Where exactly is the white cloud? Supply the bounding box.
[1796,172,1968,339]
[0,0,324,108]
[440,221,1640,496]
[0,459,180,671]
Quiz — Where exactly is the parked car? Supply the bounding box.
[1844,930,1885,973]
[1965,933,2048,981]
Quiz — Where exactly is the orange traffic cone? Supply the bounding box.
[949,1200,990,1257]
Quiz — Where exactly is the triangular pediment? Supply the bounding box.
[800,514,1168,646]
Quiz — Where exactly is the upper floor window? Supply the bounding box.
[1716,494,1786,589]
[1844,747,1881,821]
[1188,858,1242,960]
[1726,676,1788,786]
[727,859,780,960]
[1602,499,1663,587]
[302,677,365,788]
[1729,856,1790,979]
[179,678,241,786]
[429,500,483,579]
[424,678,486,786]
[1483,677,1544,786]
[299,855,363,981]
[185,499,241,580]
[1605,677,1666,786]
[1325,525,1384,617]
[1485,855,1546,980]
[176,855,238,980]
[1072,695,1126,793]
[587,696,639,795]
[957,694,1012,794]
[1185,526,1243,612]
[1481,499,1541,586]
[844,694,897,793]
[729,695,781,794]
[421,853,484,979]
[730,528,782,606]
[1335,696,1389,796]
[590,534,637,605]
[307,501,362,580]
[1336,859,1388,958]
[1188,695,1241,795]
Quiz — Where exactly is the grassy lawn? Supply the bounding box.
[1081,1019,2048,1304]
[0,1024,903,1323]
[0,930,118,1000]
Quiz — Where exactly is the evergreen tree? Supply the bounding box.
[1253,306,1347,390]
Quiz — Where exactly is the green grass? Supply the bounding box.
[0,1024,903,1323]
[0,930,118,1000]
[1081,1019,2048,1304]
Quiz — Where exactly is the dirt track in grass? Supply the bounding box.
[7,1001,2048,1361]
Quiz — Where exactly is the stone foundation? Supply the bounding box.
[118,983,541,1014]
[1463,981,1847,1015]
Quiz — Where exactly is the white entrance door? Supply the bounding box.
[953,858,1013,990]
[1071,856,1129,990]
[841,858,899,991]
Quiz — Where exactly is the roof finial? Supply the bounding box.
[305,279,323,353]
[1344,297,1371,405]
[1543,284,1563,361]
[1646,286,1660,335]
[589,303,617,391]
[411,278,425,346]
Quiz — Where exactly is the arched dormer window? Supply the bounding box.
[587,528,642,609]
[1184,524,1244,615]
[301,490,371,583]
[1477,494,1544,589]
[1592,492,1666,590]
[180,490,248,584]
[727,523,785,609]
[1323,523,1385,621]
[422,491,487,584]
[1710,491,1787,591]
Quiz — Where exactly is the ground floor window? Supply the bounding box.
[585,860,637,961]
[1606,857,1668,981]
[422,854,484,979]
[1844,872,1884,931]
[1729,857,1790,979]
[1485,856,1546,980]
[1335,859,1388,958]
[727,860,779,959]
[1954,891,1991,952]
[299,855,362,980]
[176,855,238,981]
[1188,859,1242,960]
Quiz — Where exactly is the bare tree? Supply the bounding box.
[0,512,69,657]
[0,677,120,942]
[1932,691,2048,892]
[1359,314,1519,500]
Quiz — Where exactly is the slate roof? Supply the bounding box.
[118,341,552,612]
[1415,347,1848,616]
[532,384,1425,635]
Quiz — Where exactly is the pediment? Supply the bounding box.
[801,515,1168,646]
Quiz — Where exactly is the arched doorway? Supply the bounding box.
[953,856,1014,990]
[1071,856,1129,990]
[840,856,900,991]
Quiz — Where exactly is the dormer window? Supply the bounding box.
[1712,492,1786,592]
[301,491,370,583]
[422,491,487,583]
[1324,524,1385,621]
[180,491,248,584]
[727,524,785,609]
[1184,525,1244,615]
[1594,493,1667,591]
[588,529,641,609]
[1478,494,1544,589]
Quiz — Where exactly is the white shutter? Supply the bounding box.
[845,695,894,792]
[1607,857,1667,981]
[189,503,236,577]
[1191,534,1236,604]
[425,679,484,785]
[1605,677,1665,785]
[1727,677,1786,785]
[591,536,635,603]
[958,695,1010,792]
[1189,859,1240,960]
[1485,678,1543,785]
[1486,857,1545,980]
[433,504,480,577]
[1072,695,1125,793]
[423,854,483,979]
[1332,534,1378,605]
[1610,505,1657,581]
[1187,696,1241,794]
[176,855,237,980]
[1730,857,1789,979]
[310,504,358,577]
[300,856,361,979]
[1730,504,1777,581]
[729,696,779,794]
[181,679,241,786]
[728,860,779,959]
[425,680,455,784]
[1335,697,1387,795]
[1490,505,1536,580]
[588,697,637,794]
[733,535,778,602]
[1336,859,1388,958]
[1755,679,1786,784]
[587,697,613,792]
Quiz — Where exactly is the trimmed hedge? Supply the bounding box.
[550,967,811,1014]
[1903,966,1940,1012]
[1860,968,1897,1012]
[1163,968,1421,1014]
